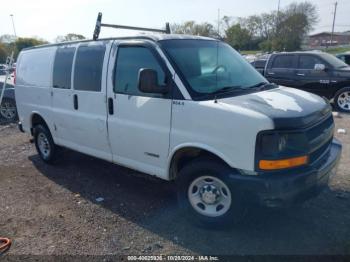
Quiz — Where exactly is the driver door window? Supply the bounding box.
[114,46,166,97]
[298,55,323,70]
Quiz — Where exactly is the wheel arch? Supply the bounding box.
[30,112,52,136]
[334,86,350,111]
[168,143,234,181]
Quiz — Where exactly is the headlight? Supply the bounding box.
[256,131,309,170]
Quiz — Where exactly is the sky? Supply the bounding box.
[0,0,349,42]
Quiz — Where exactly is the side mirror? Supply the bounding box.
[314,63,326,71]
[138,68,168,94]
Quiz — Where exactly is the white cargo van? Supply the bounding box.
[15,29,342,225]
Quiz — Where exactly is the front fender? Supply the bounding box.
[167,142,234,177]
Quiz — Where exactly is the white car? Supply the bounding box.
[15,34,342,226]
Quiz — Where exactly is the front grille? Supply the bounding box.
[309,138,332,163]
[307,116,334,163]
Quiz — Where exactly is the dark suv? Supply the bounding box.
[264,52,350,112]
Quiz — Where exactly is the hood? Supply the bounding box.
[219,86,332,129]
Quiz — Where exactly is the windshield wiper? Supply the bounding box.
[248,82,275,91]
[211,86,245,95]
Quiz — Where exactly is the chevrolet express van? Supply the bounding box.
[15,34,342,226]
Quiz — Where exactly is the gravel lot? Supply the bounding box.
[0,113,349,258]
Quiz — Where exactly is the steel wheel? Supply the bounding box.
[188,175,232,217]
[0,100,17,120]
[337,91,350,111]
[37,132,51,158]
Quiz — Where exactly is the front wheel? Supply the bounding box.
[334,87,350,112]
[176,157,246,227]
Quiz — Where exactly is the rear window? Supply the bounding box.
[16,47,56,87]
[73,45,106,92]
[272,55,294,69]
[254,60,267,68]
[53,47,75,89]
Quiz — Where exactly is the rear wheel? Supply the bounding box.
[0,98,17,122]
[176,157,246,227]
[334,87,350,112]
[34,124,57,164]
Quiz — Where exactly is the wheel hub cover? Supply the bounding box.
[200,185,220,204]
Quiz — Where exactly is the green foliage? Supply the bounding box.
[324,46,350,55]
[0,43,7,63]
[55,33,86,43]
[15,37,48,51]
[225,1,318,52]
[171,21,219,38]
[225,24,251,50]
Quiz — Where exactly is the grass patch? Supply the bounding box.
[240,50,260,55]
[324,47,350,55]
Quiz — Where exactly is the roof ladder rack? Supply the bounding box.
[93,12,171,40]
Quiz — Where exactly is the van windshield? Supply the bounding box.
[160,39,269,99]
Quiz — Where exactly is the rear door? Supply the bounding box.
[294,54,330,97]
[51,45,76,144]
[106,41,172,179]
[265,54,297,87]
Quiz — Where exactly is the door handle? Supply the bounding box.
[297,73,305,76]
[108,97,114,115]
[73,94,78,110]
[267,72,275,75]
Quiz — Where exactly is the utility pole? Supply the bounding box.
[10,14,17,38]
[277,0,281,34]
[330,2,338,48]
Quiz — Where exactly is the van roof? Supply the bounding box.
[23,34,217,51]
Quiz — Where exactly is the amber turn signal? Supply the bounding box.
[259,156,308,170]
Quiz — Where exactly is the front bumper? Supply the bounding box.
[229,138,342,207]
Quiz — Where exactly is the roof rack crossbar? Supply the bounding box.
[93,12,171,40]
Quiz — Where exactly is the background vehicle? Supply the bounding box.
[264,51,350,112]
[0,82,17,122]
[0,65,7,76]
[250,59,267,75]
[336,53,350,65]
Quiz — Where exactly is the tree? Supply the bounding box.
[55,33,86,43]
[0,43,8,63]
[0,34,16,44]
[231,1,318,51]
[225,24,251,50]
[14,37,48,57]
[171,21,219,37]
[273,2,318,51]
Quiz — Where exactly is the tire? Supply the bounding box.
[0,98,18,122]
[334,87,350,113]
[33,124,57,164]
[176,157,246,228]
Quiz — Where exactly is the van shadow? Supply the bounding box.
[29,150,350,255]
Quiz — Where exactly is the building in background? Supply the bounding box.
[308,31,350,47]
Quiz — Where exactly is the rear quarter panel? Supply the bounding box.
[15,46,57,133]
